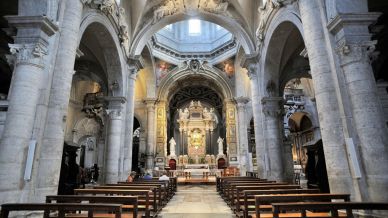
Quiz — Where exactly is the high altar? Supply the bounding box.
[176,100,216,162]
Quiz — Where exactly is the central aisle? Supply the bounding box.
[160,185,234,218]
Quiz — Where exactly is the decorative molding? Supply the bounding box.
[327,13,381,35]
[150,36,237,62]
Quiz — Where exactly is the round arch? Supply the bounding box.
[260,7,305,95]
[130,12,256,57]
[78,12,127,97]
[157,67,234,103]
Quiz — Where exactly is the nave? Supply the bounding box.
[160,185,233,218]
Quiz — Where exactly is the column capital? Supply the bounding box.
[328,13,381,63]
[261,96,284,117]
[241,54,259,80]
[5,16,58,67]
[128,55,144,70]
[103,96,126,108]
[144,98,157,109]
[107,108,122,119]
[234,97,250,108]
[7,43,48,67]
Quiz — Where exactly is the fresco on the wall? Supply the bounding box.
[215,57,235,78]
[155,58,176,85]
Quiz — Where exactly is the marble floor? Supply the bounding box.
[159,185,234,218]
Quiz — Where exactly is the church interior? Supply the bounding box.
[0,0,388,217]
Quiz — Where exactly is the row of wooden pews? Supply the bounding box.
[217,176,388,218]
[0,177,177,218]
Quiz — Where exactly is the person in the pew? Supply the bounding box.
[126,171,136,182]
[143,172,153,180]
[159,172,169,181]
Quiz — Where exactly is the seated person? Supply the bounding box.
[126,171,136,182]
[143,172,152,180]
[159,172,169,181]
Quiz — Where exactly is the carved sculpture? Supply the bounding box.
[169,137,176,156]
[217,137,224,155]
[153,0,178,23]
[199,0,229,14]
[256,0,283,41]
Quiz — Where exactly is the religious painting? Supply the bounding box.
[215,57,235,78]
[155,58,176,85]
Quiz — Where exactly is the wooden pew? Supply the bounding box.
[0,203,122,218]
[95,185,163,209]
[271,202,388,218]
[229,185,301,207]
[113,181,173,202]
[224,182,285,201]
[241,189,320,218]
[253,194,350,218]
[221,180,276,198]
[74,189,152,217]
[217,177,266,193]
[45,195,138,218]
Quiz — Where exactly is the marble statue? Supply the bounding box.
[183,108,189,119]
[217,137,224,155]
[169,137,176,156]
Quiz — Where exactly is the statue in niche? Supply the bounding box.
[205,155,211,164]
[178,108,184,119]
[178,108,189,120]
[169,137,176,156]
[217,137,224,155]
[203,108,211,120]
[183,108,189,119]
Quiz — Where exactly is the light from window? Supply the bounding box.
[164,24,172,30]
[189,19,201,35]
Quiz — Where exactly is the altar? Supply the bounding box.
[183,164,210,176]
[176,100,216,157]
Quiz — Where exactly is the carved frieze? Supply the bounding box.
[153,0,229,24]
[198,0,229,14]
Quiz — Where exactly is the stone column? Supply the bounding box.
[123,58,143,179]
[242,59,266,178]
[299,0,354,195]
[144,98,157,170]
[105,97,125,183]
[235,97,252,175]
[0,16,57,203]
[34,0,84,198]
[261,97,284,181]
[328,13,388,202]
